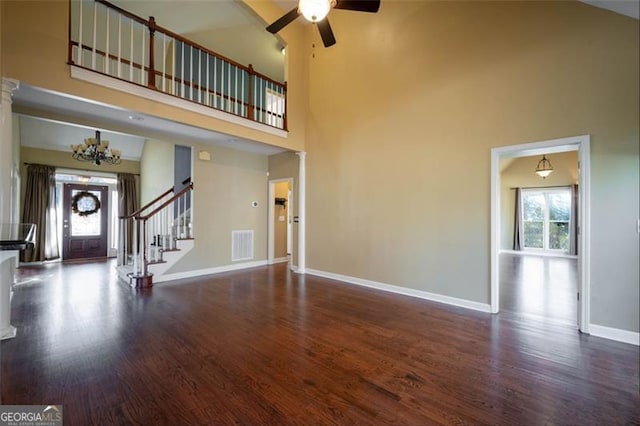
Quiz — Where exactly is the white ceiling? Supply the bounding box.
[19,115,146,161]
[580,0,639,19]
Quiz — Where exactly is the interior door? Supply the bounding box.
[62,184,108,260]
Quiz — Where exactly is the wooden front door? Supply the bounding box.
[62,184,108,260]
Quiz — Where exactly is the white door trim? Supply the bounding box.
[490,135,591,333]
[267,178,293,265]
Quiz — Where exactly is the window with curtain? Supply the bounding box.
[21,164,60,262]
[117,173,139,253]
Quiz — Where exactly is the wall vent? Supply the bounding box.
[232,230,254,261]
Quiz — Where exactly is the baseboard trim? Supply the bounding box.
[589,324,639,346]
[273,257,289,264]
[499,249,578,259]
[305,268,492,313]
[154,260,268,284]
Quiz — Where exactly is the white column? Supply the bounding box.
[0,251,18,340]
[296,151,306,274]
[0,79,20,340]
[0,78,19,224]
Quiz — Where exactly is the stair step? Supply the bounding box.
[160,248,181,253]
[147,260,167,265]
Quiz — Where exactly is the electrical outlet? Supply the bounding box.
[637,219,640,233]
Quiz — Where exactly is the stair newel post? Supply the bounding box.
[149,214,155,262]
[117,217,125,266]
[147,16,157,90]
[132,218,139,275]
[180,192,185,238]
[247,64,255,121]
[141,218,148,277]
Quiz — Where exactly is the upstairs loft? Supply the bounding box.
[67,0,288,134]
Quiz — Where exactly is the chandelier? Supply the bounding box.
[70,130,121,166]
[535,154,553,179]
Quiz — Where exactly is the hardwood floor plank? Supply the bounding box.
[1,260,638,425]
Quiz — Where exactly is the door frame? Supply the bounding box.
[268,177,294,266]
[490,134,591,332]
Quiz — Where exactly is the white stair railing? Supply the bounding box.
[118,180,193,287]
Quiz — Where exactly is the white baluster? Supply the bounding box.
[206,53,210,106]
[234,65,238,115]
[189,45,193,100]
[92,2,97,69]
[117,14,122,78]
[227,62,231,112]
[129,19,133,81]
[78,0,83,66]
[162,33,166,92]
[141,24,145,85]
[198,50,202,104]
[105,8,110,74]
[181,42,185,98]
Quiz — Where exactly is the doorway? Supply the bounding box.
[268,178,293,266]
[62,183,109,261]
[491,135,591,332]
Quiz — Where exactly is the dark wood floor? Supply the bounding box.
[500,253,577,325]
[1,261,638,425]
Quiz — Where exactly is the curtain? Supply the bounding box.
[569,184,579,255]
[21,164,59,262]
[117,173,139,253]
[513,187,524,250]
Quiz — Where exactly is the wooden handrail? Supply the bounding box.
[120,186,174,220]
[138,182,193,221]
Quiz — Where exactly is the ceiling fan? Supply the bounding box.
[266,0,380,48]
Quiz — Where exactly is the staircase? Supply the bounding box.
[117,180,194,288]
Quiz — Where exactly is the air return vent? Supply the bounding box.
[232,230,254,261]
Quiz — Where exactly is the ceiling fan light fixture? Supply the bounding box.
[299,0,332,22]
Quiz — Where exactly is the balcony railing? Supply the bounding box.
[68,0,287,130]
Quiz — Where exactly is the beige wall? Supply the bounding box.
[140,139,174,205]
[166,145,268,273]
[268,151,299,266]
[500,151,579,250]
[305,1,639,332]
[1,0,306,152]
[274,181,289,258]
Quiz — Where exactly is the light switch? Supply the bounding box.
[278,215,285,222]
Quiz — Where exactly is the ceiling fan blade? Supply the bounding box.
[266,8,300,34]
[317,19,336,48]
[334,0,380,13]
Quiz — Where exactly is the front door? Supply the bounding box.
[62,184,108,260]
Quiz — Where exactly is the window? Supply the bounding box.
[265,89,285,128]
[522,188,571,252]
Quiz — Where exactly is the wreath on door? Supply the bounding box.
[71,191,101,217]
